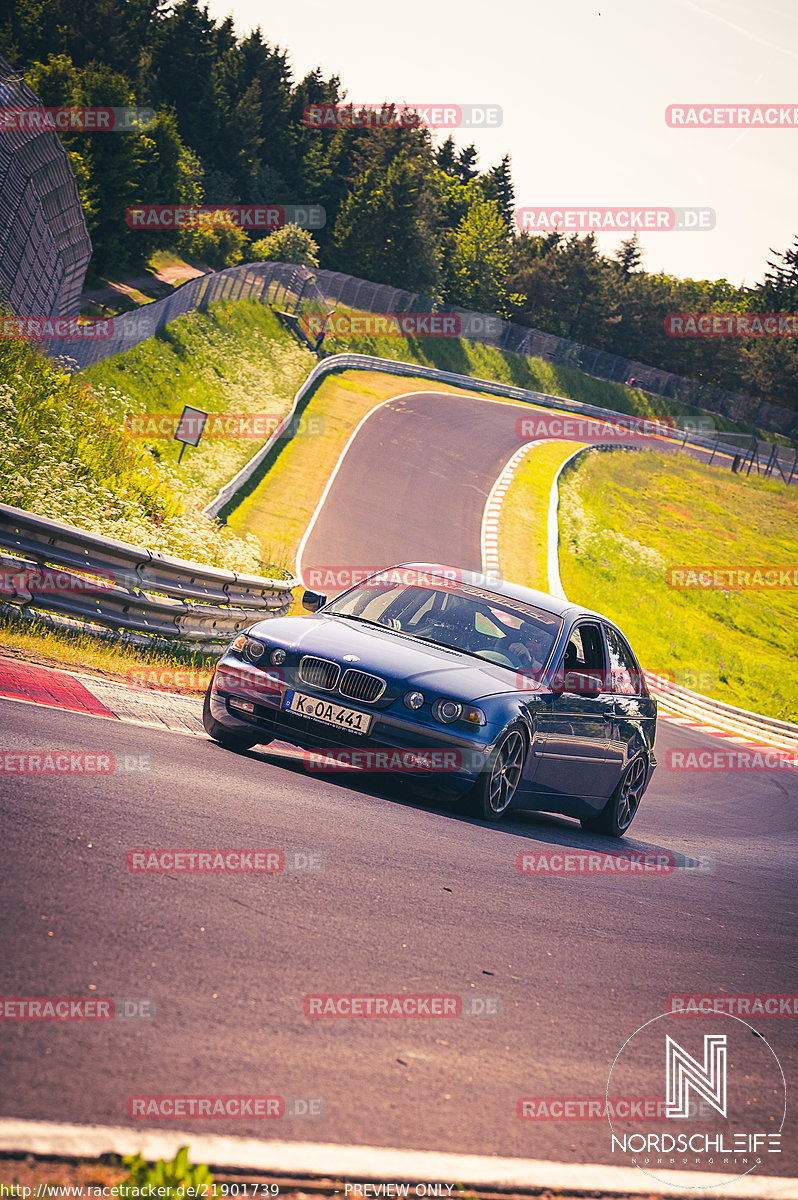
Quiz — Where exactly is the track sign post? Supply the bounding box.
[174,405,208,463]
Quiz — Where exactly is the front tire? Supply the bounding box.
[202,686,263,751]
[465,726,527,822]
[580,753,648,837]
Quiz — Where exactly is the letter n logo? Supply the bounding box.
[666,1034,727,1118]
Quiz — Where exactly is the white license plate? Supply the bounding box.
[282,689,373,735]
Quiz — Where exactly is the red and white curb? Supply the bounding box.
[0,656,205,737]
[480,439,569,581]
[0,1118,796,1199]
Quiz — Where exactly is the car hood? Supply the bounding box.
[249,614,522,701]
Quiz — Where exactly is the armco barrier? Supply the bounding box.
[42,258,798,441]
[0,503,295,647]
[203,353,792,518]
[545,452,798,751]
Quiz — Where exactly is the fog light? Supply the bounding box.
[270,647,287,666]
[404,690,424,710]
[229,697,255,714]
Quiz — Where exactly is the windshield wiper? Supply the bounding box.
[405,633,491,662]
[327,612,379,627]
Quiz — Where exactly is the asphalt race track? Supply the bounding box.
[1,388,796,1178]
[298,391,743,589]
[1,700,796,1169]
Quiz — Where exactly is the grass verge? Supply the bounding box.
[0,608,217,693]
[82,300,315,512]
[555,448,798,720]
[498,442,588,592]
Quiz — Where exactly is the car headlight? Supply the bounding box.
[433,698,462,724]
[432,698,485,725]
[231,634,266,663]
[270,648,287,666]
[403,690,424,710]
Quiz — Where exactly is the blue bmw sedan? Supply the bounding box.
[203,564,657,835]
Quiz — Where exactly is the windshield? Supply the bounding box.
[325,579,562,671]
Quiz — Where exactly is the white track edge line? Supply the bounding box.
[0,1119,796,1199]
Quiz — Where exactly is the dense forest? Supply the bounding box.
[2,0,797,408]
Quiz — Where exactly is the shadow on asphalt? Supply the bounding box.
[222,739,691,866]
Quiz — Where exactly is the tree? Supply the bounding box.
[754,236,798,310]
[482,155,515,229]
[447,200,511,313]
[434,135,458,175]
[249,223,319,267]
[615,232,643,277]
[456,143,478,183]
[330,152,441,296]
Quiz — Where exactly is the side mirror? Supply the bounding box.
[302,589,328,613]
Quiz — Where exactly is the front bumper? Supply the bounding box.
[207,660,497,796]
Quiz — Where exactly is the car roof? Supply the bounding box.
[392,562,603,624]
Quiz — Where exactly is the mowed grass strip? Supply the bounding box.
[555,449,798,721]
[498,442,588,592]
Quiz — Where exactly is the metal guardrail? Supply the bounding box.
[42,258,797,440]
[0,503,295,647]
[204,352,795,520]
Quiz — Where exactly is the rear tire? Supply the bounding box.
[465,726,527,822]
[202,686,263,751]
[580,753,648,837]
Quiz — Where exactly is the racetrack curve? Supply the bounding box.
[2,385,796,1180]
[297,391,741,591]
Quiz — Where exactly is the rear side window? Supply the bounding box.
[604,625,643,694]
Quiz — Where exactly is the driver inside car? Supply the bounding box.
[507,622,553,673]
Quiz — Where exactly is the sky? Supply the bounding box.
[203,0,797,289]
